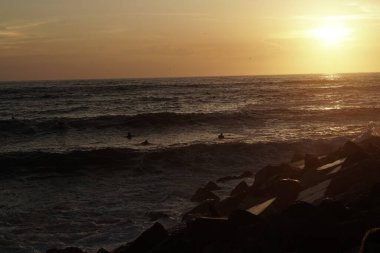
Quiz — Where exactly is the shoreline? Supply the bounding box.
[46,135,380,253]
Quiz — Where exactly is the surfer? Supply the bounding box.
[218,133,224,139]
[127,132,132,139]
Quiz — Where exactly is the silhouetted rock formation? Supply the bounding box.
[46,136,380,253]
[96,249,109,253]
[46,247,85,253]
[190,187,220,202]
[113,222,168,253]
[230,181,249,196]
[204,181,221,191]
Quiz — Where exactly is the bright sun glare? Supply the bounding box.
[312,25,351,46]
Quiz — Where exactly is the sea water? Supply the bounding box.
[1,73,380,252]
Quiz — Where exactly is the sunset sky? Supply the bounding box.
[1,0,380,80]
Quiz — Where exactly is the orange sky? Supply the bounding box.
[1,0,380,80]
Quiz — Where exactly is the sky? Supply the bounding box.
[1,0,380,80]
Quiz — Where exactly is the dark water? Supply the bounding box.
[1,73,380,252]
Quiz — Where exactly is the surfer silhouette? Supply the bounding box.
[127,132,132,139]
[218,133,224,139]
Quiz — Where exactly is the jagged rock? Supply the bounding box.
[273,179,302,196]
[182,199,219,222]
[113,222,168,253]
[318,198,349,221]
[216,192,247,216]
[190,188,220,202]
[340,141,363,157]
[204,181,221,191]
[291,153,304,162]
[343,148,369,166]
[252,164,302,193]
[327,158,380,196]
[228,209,259,227]
[304,154,321,170]
[96,249,110,253]
[257,179,303,213]
[282,201,317,219]
[46,248,85,253]
[230,181,249,196]
[240,170,253,178]
[187,217,234,241]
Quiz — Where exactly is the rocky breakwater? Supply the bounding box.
[47,136,380,253]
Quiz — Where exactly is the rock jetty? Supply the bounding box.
[47,136,380,253]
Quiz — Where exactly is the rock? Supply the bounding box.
[114,222,168,253]
[252,164,302,193]
[96,249,110,253]
[304,154,321,170]
[204,181,221,191]
[190,188,220,202]
[240,170,253,178]
[291,153,304,162]
[273,178,302,197]
[230,181,249,196]
[318,198,349,221]
[228,209,259,227]
[216,192,247,216]
[187,217,234,241]
[282,201,317,219]
[46,248,85,253]
[262,179,303,212]
[327,158,380,196]
[340,141,363,157]
[343,148,369,166]
[182,199,219,222]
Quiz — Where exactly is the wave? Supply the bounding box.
[0,112,262,137]
[1,107,380,138]
[0,138,345,177]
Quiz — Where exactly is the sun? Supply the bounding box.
[312,25,351,47]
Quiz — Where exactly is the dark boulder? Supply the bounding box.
[327,158,380,196]
[96,249,109,253]
[282,201,318,219]
[182,199,219,222]
[230,181,249,196]
[252,164,302,193]
[46,248,85,253]
[113,222,168,253]
[318,198,349,221]
[187,217,234,241]
[228,209,259,227]
[273,179,302,198]
[263,179,303,213]
[240,170,253,178]
[216,193,247,216]
[204,181,221,191]
[190,188,220,202]
[304,154,321,170]
[340,141,363,157]
[291,153,304,162]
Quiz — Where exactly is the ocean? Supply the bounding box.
[1,73,380,252]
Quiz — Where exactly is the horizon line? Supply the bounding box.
[1,71,380,83]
